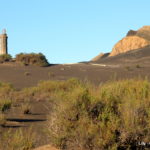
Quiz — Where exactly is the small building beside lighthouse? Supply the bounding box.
[0,29,8,55]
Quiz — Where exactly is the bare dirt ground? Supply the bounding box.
[0,100,51,148]
[0,61,149,89]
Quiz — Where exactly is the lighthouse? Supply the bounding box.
[0,29,8,55]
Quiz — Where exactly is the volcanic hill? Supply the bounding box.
[92,26,150,62]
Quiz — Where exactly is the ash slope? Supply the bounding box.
[92,45,150,66]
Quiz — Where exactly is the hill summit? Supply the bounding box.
[109,26,150,56]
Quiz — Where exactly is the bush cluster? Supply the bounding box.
[47,79,150,150]
[15,53,49,67]
[0,54,12,63]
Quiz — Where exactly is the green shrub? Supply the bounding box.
[0,54,12,63]
[47,79,150,150]
[15,53,49,67]
[136,64,141,68]
[24,72,31,76]
[0,99,11,112]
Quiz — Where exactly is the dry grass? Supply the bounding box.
[0,78,150,149]
[0,113,6,126]
[21,102,32,114]
[0,127,36,150]
[47,78,150,150]
[0,99,11,112]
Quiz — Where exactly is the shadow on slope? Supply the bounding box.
[92,45,150,65]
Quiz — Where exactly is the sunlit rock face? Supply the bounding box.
[109,26,150,57]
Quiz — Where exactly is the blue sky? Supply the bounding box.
[0,0,150,63]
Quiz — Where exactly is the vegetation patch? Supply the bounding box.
[0,99,11,112]
[47,79,150,150]
[0,54,12,63]
[136,64,141,68]
[15,53,49,67]
[0,128,35,150]
[24,72,31,76]
[0,79,150,149]
[21,102,32,114]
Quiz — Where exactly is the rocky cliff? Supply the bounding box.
[109,26,150,56]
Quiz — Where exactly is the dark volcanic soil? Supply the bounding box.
[93,45,150,65]
[0,60,150,89]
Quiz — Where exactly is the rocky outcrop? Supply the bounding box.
[109,36,150,56]
[126,30,137,36]
[109,26,150,57]
[91,53,110,61]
